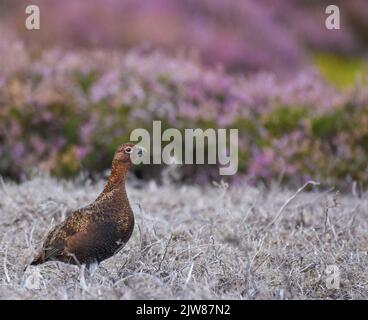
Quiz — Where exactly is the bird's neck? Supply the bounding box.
[97,160,129,200]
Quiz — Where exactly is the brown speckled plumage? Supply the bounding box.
[30,143,141,267]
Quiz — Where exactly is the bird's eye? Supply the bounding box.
[124,147,133,154]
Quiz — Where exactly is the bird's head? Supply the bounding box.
[113,143,145,168]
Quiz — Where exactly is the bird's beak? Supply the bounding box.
[135,146,146,157]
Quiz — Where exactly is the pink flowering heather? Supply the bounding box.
[0,35,368,188]
[1,0,366,74]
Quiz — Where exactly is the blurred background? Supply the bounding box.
[0,0,368,188]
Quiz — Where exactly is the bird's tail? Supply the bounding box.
[23,252,45,271]
[30,252,44,265]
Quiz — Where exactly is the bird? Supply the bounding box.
[28,143,144,270]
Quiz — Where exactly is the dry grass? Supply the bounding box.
[0,176,368,300]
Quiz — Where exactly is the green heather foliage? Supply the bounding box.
[314,53,368,89]
[1,37,368,187]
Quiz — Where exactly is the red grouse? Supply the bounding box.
[29,143,143,268]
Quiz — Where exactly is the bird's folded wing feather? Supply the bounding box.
[41,207,93,260]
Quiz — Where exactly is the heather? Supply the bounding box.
[1,36,368,188]
[2,0,368,73]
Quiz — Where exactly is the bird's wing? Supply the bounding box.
[39,207,94,262]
